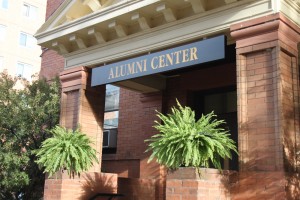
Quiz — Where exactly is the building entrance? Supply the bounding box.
[188,86,238,170]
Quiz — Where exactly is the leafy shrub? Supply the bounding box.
[146,100,237,170]
[0,72,60,199]
[35,126,98,177]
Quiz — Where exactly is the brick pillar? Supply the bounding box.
[60,66,105,171]
[231,13,300,199]
[43,67,115,200]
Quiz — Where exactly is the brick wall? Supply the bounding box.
[39,0,65,80]
[44,172,118,200]
[102,90,162,170]
[166,168,232,200]
[236,48,281,172]
[40,50,65,80]
[46,0,65,19]
[279,49,299,172]
[230,171,286,200]
[118,178,158,200]
[102,90,165,200]
[102,160,140,178]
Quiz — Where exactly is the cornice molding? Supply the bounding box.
[63,0,274,68]
[290,0,300,6]
[35,0,160,43]
[35,0,299,69]
[281,0,300,27]
[36,0,73,34]
[230,13,300,53]
[231,20,280,40]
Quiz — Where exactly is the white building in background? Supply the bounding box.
[0,0,46,80]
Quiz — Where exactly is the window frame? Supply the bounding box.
[103,84,120,154]
[16,62,32,80]
[104,85,120,112]
[19,32,36,48]
[22,3,38,19]
[1,0,8,9]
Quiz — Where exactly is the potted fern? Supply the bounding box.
[145,100,237,173]
[145,100,238,198]
[34,126,98,178]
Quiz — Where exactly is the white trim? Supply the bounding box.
[64,0,274,68]
[280,0,300,27]
[272,0,281,12]
[36,0,73,33]
[35,0,161,43]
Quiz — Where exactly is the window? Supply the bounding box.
[104,85,120,129]
[1,0,8,9]
[103,85,120,154]
[22,3,38,19]
[105,84,120,111]
[19,32,36,48]
[0,25,6,41]
[16,62,32,80]
[104,111,119,130]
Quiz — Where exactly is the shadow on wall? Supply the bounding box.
[118,177,157,200]
[80,173,117,200]
[230,104,300,200]
[166,167,236,200]
[287,173,300,199]
[284,104,300,199]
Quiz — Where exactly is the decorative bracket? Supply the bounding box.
[185,0,207,13]
[88,28,106,44]
[131,13,151,30]
[156,3,176,23]
[52,41,69,54]
[69,34,87,49]
[108,21,127,38]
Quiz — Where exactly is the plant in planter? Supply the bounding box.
[34,125,98,177]
[145,100,237,171]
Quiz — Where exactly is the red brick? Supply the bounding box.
[166,194,181,200]
[182,180,198,188]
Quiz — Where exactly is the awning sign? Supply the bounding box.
[91,35,225,86]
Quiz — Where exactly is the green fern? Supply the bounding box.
[34,126,98,177]
[145,100,238,170]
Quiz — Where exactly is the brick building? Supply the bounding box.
[36,0,300,199]
[0,0,46,81]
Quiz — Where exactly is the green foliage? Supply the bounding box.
[35,126,99,177]
[146,100,237,171]
[0,72,60,199]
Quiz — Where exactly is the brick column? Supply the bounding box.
[60,66,105,172]
[231,13,300,199]
[43,67,116,200]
